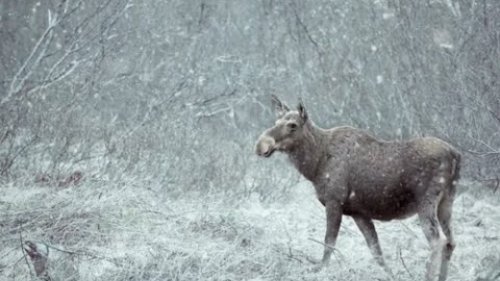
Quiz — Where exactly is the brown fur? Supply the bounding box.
[255,96,461,281]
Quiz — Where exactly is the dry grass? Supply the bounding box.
[1,179,499,280]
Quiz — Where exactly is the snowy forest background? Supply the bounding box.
[1,1,500,280]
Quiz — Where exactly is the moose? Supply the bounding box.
[255,96,461,281]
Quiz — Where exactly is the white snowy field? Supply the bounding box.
[0,179,499,281]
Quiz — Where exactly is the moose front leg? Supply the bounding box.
[353,215,394,278]
[321,200,342,266]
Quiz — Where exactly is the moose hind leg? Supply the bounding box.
[418,191,448,281]
[437,195,455,281]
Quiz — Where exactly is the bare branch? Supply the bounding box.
[2,16,56,105]
[399,246,415,279]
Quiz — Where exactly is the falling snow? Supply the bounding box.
[1,1,500,281]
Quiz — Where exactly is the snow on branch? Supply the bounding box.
[3,11,57,105]
[1,0,132,106]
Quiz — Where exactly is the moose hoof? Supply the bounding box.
[308,263,325,273]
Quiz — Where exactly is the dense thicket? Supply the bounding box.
[1,1,499,196]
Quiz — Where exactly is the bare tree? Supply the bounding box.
[0,0,131,178]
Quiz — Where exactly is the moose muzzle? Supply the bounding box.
[255,133,276,158]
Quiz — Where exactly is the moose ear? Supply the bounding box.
[297,98,308,121]
[271,94,289,117]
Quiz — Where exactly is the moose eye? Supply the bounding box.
[288,123,298,130]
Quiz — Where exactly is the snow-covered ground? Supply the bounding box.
[1,179,499,280]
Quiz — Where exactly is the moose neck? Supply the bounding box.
[287,121,326,182]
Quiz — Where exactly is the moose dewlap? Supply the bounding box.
[255,95,461,281]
